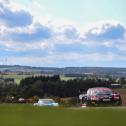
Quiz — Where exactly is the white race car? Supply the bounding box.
[33,99,59,107]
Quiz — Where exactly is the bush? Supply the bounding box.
[60,97,78,107]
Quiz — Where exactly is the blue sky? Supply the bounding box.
[0,0,126,67]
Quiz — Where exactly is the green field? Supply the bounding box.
[1,74,32,84]
[60,76,77,81]
[0,74,76,85]
[0,104,126,126]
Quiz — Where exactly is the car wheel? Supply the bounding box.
[115,99,122,106]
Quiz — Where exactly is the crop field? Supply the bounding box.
[0,104,126,126]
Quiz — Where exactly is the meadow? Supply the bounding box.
[1,74,31,84]
[1,74,76,84]
[0,104,126,126]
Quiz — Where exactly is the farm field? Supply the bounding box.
[60,75,77,81]
[1,74,32,84]
[0,74,76,84]
[0,104,126,126]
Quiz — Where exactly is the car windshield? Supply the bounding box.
[94,90,112,95]
[39,99,54,104]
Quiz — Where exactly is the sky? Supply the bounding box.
[0,0,126,67]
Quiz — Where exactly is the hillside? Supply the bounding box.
[0,65,126,77]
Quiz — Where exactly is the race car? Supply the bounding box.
[33,99,59,107]
[79,87,122,106]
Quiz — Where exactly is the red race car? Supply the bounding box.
[80,87,122,106]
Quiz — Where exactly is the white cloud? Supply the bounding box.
[84,21,125,41]
[0,1,33,27]
[0,1,126,66]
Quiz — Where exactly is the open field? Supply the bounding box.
[0,74,76,84]
[60,76,77,81]
[0,104,126,126]
[0,74,32,84]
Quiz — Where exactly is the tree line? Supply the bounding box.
[0,75,111,102]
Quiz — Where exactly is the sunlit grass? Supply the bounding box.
[0,74,32,84]
[0,74,77,84]
[60,75,77,81]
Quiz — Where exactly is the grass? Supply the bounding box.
[0,74,32,84]
[0,74,77,85]
[0,104,126,126]
[60,76,77,81]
